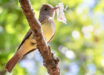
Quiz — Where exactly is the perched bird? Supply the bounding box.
[5,4,58,72]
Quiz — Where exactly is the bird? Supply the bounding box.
[5,4,58,72]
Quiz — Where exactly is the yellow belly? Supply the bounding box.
[41,24,54,42]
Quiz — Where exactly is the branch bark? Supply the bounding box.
[19,0,60,75]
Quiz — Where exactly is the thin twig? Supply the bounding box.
[19,0,60,75]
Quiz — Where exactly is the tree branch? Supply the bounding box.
[19,0,60,75]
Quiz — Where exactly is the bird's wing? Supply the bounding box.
[48,32,55,43]
[5,29,37,72]
[17,29,32,50]
[17,29,37,55]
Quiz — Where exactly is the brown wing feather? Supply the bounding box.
[5,29,36,72]
[48,32,55,43]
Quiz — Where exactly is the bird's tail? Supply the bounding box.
[5,53,22,72]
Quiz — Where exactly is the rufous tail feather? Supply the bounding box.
[5,53,22,72]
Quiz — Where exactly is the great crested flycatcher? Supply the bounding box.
[5,4,58,72]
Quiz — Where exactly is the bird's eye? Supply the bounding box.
[44,8,48,11]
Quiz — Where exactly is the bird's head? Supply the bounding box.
[39,4,58,19]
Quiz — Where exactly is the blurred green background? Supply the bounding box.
[0,0,104,75]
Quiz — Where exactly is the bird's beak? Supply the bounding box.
[51,7,59,12]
